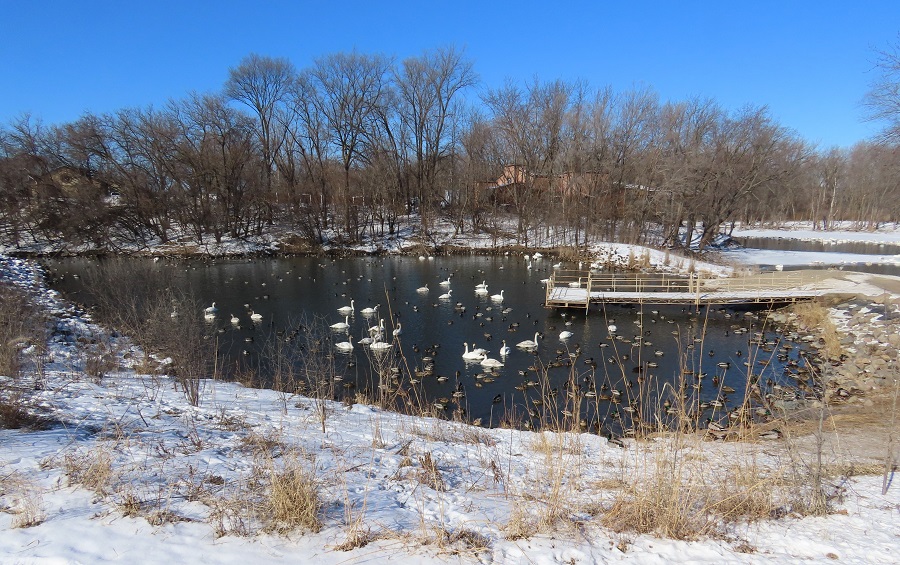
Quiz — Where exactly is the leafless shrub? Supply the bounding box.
[0,386,38,429]
[76,259,216,406]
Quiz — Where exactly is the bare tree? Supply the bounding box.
[395,46,477,231]
[308,51,392,239]
[864,36,900,143]
[225,54,297,211]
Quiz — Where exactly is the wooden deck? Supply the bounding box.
[544,270,829,311]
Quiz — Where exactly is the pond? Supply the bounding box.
[43,255,818,436]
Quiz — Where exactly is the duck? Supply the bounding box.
[337,300,355,315]
[516,332,540,350]
[330,315,350,331]
[335,335,354,351]
[490,290,504,302]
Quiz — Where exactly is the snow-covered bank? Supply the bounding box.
[717,247,900,269]
[732,222,900,245]
[2,253,900,563]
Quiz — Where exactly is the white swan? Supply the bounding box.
[360,304,378,316]
[607,324,617,334]
[230,314,240,325]
[568,277,582,288]
[475,280,488,289]
[490,290,504,302]
[533,252,543,259]
[438,289,452,300]
[516,332,540,350]
[439,275,452,286]
[552,262,562,269]
[392,322,402,336]
[204,302,218,315]
[250,310,262,322]
[330,315,350,331]
[417,285,429,293]
[559,330,574,340]
[369,318,385,336]
[499,340,510,357]
[335,335,353,351]
[369,338,392,351]
[337,299,354,315]
[474,284,488,295]
[481,357,504,368]
[462,342,487,360]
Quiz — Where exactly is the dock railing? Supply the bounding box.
[545,269,821,310]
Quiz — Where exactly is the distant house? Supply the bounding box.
[29,166,111,200]
[477,165,610,206]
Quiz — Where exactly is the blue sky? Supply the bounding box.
[3,0,898,148]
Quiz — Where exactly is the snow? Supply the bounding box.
[732,222,900,245]
[2,228,900,564]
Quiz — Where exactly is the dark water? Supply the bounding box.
[735,236,900,256]
[43,256,816,434]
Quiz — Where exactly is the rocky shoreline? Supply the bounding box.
[769,295,899,407]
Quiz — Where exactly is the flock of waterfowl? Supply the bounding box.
[145,253,819,435]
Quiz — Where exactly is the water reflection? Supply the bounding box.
[44,255,818,435]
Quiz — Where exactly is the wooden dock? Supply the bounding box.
[544,270,829,312]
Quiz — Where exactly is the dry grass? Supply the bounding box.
[416,452,446,492]
[1,470,45,528]
[62,446,115,495]
[790,302,842,359]
[0,282,47,381]
[264,454,322,534]
[603,439,788,540]
[503,504,538,540]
